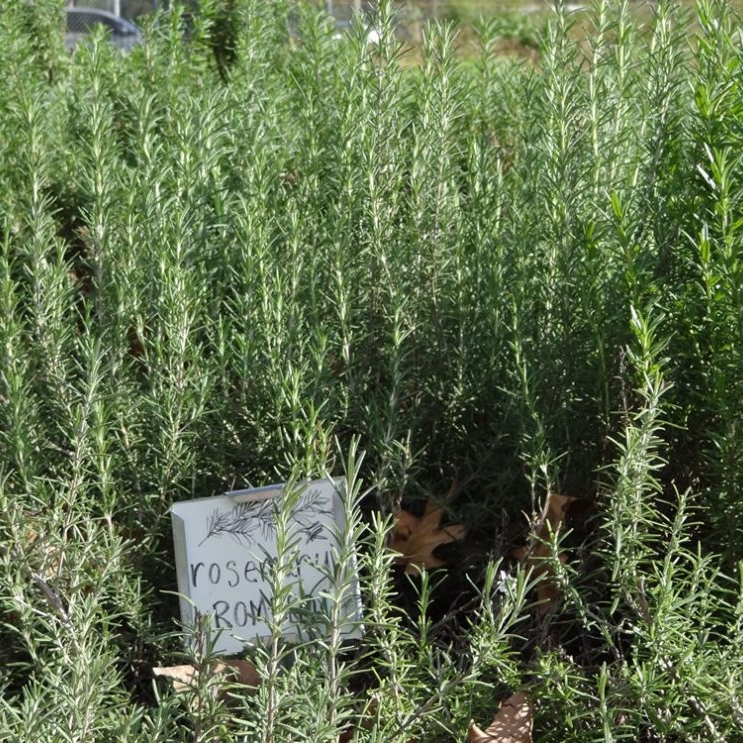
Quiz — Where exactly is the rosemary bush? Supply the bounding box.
[2,0,743,739]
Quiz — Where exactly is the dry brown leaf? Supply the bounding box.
[218,659,261,687]
[152,664,200,695]
[153,659,260,696]
[391,498,465,575]
[511,492,579,615]
[469,691,533,743]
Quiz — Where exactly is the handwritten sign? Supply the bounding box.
[170,478,362,654]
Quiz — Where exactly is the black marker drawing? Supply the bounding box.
[199,488,336,547]
[199,498,276,547]
[299,522,326,544]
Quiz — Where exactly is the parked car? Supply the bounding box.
[65,8,142,52]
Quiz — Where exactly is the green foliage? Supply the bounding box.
[2,0,743,739]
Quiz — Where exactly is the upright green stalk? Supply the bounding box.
[605,306,670,614]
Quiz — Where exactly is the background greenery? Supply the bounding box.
[1,0,743,739]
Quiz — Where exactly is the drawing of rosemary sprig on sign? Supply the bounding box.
[199,498,277,547]
[293,487,335,544]
[198,488,337,547]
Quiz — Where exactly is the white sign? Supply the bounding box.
[170,478,361,654]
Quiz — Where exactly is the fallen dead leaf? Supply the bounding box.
[216,659,261,686]
[153,659,260,696]
[152,664,200,695]
[511,492,580,615]
[391,498,465,575]
[469,691,533,743]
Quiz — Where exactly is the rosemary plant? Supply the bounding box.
[1,0,743,739]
